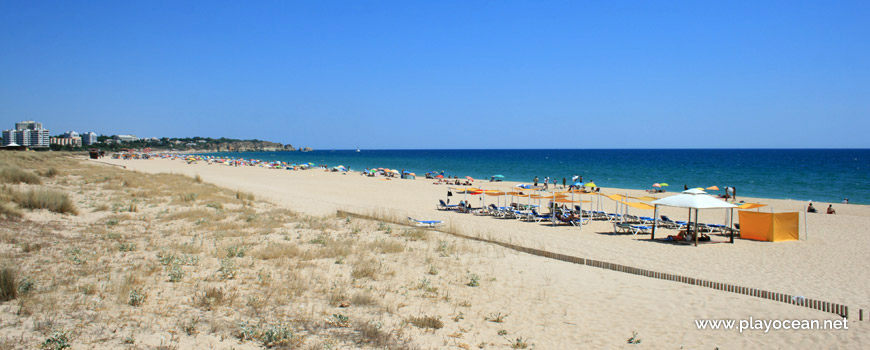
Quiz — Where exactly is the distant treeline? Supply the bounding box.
[43,136,309,152]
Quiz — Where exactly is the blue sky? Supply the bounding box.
[1,1,868,149]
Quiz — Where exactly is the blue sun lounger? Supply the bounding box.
[408,217,443,228]
[437,199,459,211]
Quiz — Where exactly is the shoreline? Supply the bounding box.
[182,149,869,205]
[145,152,864,210]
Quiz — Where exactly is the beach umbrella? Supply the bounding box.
[651,189,737,246]
[652,183,662,188]
[436,174,444,179]
[660,183,669,187]
[706,186,719,191]
[493,175,505,180]
[584,182,596,188]
[466,176,474,182]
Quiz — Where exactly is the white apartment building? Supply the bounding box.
[2,120,50,147]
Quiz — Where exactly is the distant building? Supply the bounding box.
[51,137,82,147]
[2,120,49,147]
[15,121,43,131]
[62,130,80,139]
[1,130,13,146]
[113,134,139,142]
[82,132,98,146]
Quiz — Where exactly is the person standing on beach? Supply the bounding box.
[543,176,549,190]
[562,177,566,189]
[534,176,538,187]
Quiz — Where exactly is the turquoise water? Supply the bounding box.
[200,149,870,204]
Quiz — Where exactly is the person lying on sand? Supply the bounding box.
[663,230,710,242]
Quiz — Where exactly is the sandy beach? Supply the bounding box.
[91,156,869,348]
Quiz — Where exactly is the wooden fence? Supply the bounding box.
[338,210,853,319]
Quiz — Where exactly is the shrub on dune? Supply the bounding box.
[13,188,77,215]
[0,167,42,184]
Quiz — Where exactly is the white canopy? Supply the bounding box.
[652,190,736,209]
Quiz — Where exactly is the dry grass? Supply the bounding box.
[351,259,381,280]
[0,202,22,219]
[368,239,406,254]
[12,188,77,214]
[0,152,509,349]
[0,167,42,184]
[0,267,17,302]
[408,315,443,330]
[351,292,378,307]
[251,242,301,260]
[41,167,60,178]
[193,286,232,311]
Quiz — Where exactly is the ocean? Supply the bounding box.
[199,149,870,205]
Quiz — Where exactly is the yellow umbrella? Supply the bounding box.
[618,200,655,210]
[606,194,628,201]
[555,198,590,203]
[584,182,596,188]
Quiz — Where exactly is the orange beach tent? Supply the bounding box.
[738,211,799,242]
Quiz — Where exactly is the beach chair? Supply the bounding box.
[437,199,458,211]
[625,214,641,224]
[705,223,726,233]
[408,217,443,228]
[659,215,681,229]
[629,225,652,235]
[613,222,632,233]
[558,213,588,226]
[530,209,552,223]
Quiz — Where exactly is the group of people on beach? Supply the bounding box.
[807,203,836,214]
[532,174,588,191]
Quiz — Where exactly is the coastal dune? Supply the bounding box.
[99,157,869,347]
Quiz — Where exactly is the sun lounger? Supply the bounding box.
[705,224,725,233]
[558,213,588,226]
[408,217,443,228]
[613,222,632,233]
[629,225,652,235]
[530,209,552,223]
[659,215,678,228]
[591,211,608,220]
[437,199,458,211]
